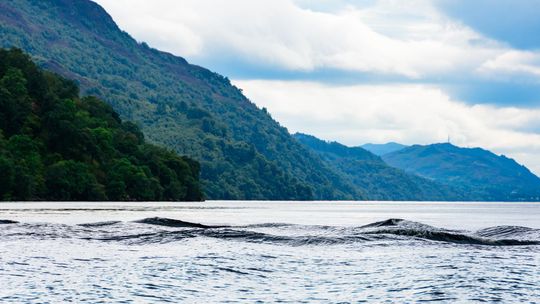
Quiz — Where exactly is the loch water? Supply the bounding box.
[0,201,539,303]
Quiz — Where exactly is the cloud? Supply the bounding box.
[94,0,503,78]
[235,79,540,175]
[478,51,540,78]
[94,0,540,107]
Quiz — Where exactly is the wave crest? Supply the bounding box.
[0,218,538,247]
[134,217,222,228]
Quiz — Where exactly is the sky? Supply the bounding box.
[94,0,540,174]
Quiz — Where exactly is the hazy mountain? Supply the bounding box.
[383,143,540,201]
[0,0,361,200]
[361,142,408,156]
[294,134,462,201]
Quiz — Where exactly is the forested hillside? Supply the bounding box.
[0,0,360,200]
[383,143,540,201]
[0,48,202,201]
[294,134,462,201]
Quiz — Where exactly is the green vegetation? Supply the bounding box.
[0,48,202,201]
[383,143,540,201]
[0,0,361,200]
[294,134,462,201]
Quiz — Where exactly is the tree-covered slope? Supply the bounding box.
[294,134,462,201]
[0,0,361,200]
[0,48,202,201]
[383,143,540,201]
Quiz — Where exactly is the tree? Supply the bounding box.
[45,160,106,201]
[0,48,203,201]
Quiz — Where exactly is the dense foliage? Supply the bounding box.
[383,143,540,201]
[0,0,361,200]
[0,48,202,201]
[294,134,463,201]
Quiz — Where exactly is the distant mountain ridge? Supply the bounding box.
[383,143,540,201]
[361,142,408,156]
[294,134,462,201]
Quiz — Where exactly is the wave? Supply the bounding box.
[0,219,19,224]
[78,221,121,227]
[92,229,363,246]
[0,218,538,247]
[364,227,539,246]
[134,217,224,228]
[360,219,540,246]
[475,225,538,238]
[360,218,406,228]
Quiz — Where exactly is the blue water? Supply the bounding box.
[0,201,539,303]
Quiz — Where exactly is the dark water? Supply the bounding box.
[0,202,539,303]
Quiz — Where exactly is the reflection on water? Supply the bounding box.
[0,201,539,303]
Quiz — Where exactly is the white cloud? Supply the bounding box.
[478,50,540,78]
[235,79,540,175]
[94,0,503,78]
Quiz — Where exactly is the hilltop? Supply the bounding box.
[361,142,408,156]
[383,143,540,201]
[294,134,461,201]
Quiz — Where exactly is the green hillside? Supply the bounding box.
[294,134,462,201]
[383,143,540,201]
[0,48,202,201]
[0,0,361,200]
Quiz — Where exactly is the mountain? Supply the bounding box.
[294,134,462,201]
[361,142,407,156]
[383,143,540,201]
[0,0,362,200]
[0,48,202,201]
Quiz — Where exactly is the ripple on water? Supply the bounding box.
[0,218,538,302]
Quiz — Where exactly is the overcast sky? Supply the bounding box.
[94,0,540,174]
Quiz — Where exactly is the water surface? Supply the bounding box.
[1,201,539,303]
